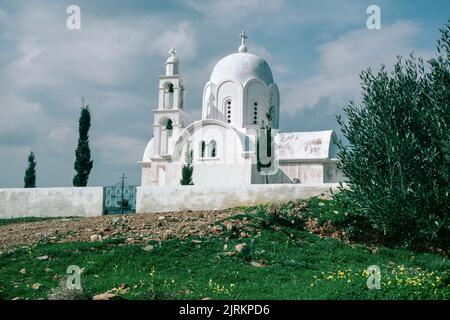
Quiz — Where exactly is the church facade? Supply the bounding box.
[139,31,344,187]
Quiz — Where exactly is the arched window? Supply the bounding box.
[200,141,206,158]
[166,119,173,137]
[179,86,184,109]
[165,83,174,109]
[159,118,173,155]
[244,136,250,151]
[225,99,232,124]
[209,141,217,158]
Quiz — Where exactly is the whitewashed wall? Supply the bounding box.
[0,187,103,219]
[136,183,339,213]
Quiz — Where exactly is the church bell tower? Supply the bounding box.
[152,48,188,159]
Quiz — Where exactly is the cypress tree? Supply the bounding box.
[73,99,93,187]
[257,110,274,184]
[24,151,36,188]
[180,149,194,185]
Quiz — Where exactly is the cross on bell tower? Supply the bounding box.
[238,29,248,53]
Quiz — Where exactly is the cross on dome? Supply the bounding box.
[169,47,177,58]
[238,29,248,53]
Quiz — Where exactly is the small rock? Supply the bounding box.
[90,234,103,242]
[235,243,251,256]
[19,268,26,274]
[224,251,236,257]
[250,261,264,268]
[192,240,202,244]
[224,221,235,231]
[44,267,53,273]
[318,202,325,207]
[93,293,117,300]
[212,225,223,233]
[223,244,228,251]
[32,283,42,290]
[12,297,23,300]
[36,255,49,261]
[158,216,166,221]
[143,245,154,252]
[112,217,120,224]
[317,195,333,201]
[181,289,193,295]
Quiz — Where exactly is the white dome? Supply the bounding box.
[142,137,154,161]
[210,53,274,86]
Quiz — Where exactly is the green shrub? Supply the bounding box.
[337,23,450,249]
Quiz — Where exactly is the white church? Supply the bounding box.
[139,31,344,187]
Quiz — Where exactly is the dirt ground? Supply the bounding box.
[0,210,239,250]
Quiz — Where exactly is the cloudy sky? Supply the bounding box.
[0,0,448,187]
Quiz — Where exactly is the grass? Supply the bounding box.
[0,197,449,300]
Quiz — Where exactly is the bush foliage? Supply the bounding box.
[337,23,450,249]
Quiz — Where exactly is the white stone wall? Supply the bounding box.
[193,164,251,186]
[0,187,104,219]
[136,183,339,213]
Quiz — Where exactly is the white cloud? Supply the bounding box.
[185,0,366,29]
[48,126,75,143]
[2,7,198,89]
[94,134,146,166]
[186,0,284,20]
[0,96,46,135]
[281,20,431,112]
[150,22,198,60]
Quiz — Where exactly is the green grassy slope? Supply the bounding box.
[0,198,448,300]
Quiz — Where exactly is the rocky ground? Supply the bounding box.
[0,195,374,253]
[0,210,246,250]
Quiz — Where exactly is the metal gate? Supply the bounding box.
[103,177,137,215]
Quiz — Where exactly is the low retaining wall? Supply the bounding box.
[0,184,340,219]
[136,183,339,213]
[0,187,104,219]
